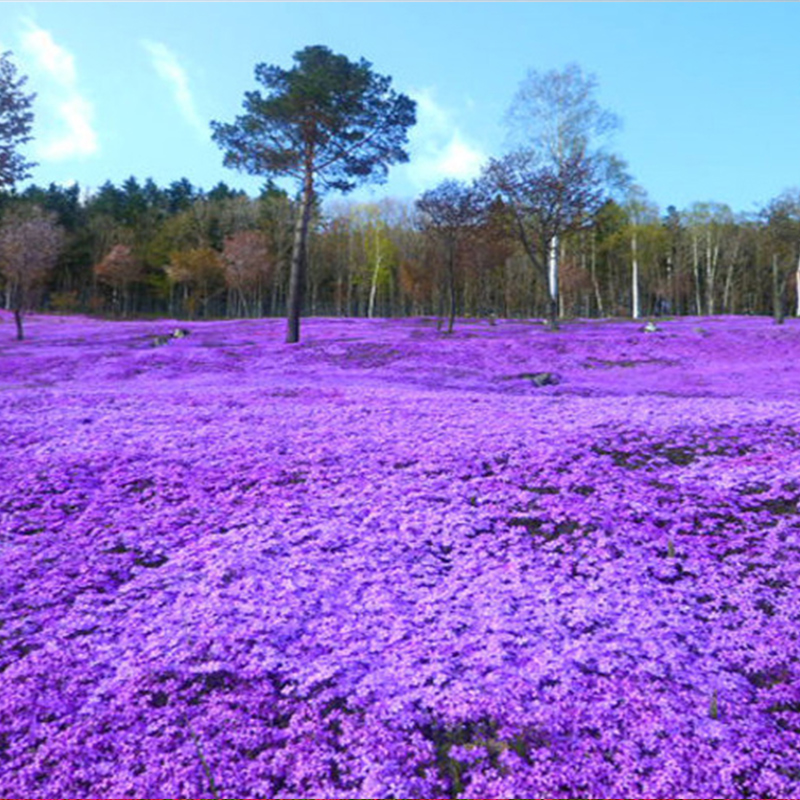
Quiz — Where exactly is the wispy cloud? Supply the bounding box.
[141,40,205,138]
[19,20,98,160]
[405,88,486,189]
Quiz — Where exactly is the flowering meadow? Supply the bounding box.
[1,311,800,799]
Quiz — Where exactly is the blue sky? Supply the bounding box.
[1,2,799,215]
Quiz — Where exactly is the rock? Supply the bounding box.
[152,329,189,347]
[514,371,560,387]
[531,371,559,387]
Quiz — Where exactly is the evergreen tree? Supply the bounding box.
[0,51,36,191]
[212,45,416,342]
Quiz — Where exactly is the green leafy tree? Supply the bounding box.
[257,185,295,315]
[354,203,399,320]
[165,178,198,214]
[212,44,416,342]
[762,189,800,323]
[0,51,36,191]
[166,246,225,319]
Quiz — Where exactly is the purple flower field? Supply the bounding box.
[2,312,800,799]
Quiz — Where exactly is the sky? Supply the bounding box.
[1,2,799,216]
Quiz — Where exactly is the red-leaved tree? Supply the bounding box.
[222,230,272,317]
[0,205,64,340]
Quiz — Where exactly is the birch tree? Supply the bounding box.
[683,202,734,315]
[624,185,660,319]
[365,213,396,319]
[487,63,624,328]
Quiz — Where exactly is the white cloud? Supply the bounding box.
[405,88,487,188]
[39,96,97,160]
[142,40,205,137]
[20,24,76,87]
[19,21,98,160]
[436,136,487,180]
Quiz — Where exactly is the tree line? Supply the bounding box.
[1,47,799,341]
[3,178,800,324]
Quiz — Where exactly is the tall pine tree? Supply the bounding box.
[212,45,416,342]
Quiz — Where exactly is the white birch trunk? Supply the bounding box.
[368,251,381,319]
[692,234,702,316]
[548,234,558,304]
[722,238,740,314]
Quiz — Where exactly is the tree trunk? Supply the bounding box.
[795,251,800,318]
[706,238,719,316]
[665,252,674,315]
[447,243,456,334]
[692,234,702,316]
[286,165,314,344]
[722,238,740,314]
[773,253,785,325]
[13,308,24,340]
[631,230,640,320]
[503,258,512,319]
[547,234,559,328]
[238,287,250,318]
[590,233,604,317]
[368,250,381,318]
[722,261,732,315]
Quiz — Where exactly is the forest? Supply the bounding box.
[2,175,800,326]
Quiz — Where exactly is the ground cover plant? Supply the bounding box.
[1,311,800,799]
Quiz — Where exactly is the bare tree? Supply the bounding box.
[416,179,486,333]
[222,230,272,316]
[683,202,735,316]
[0,206,64,339]
[485,148,612,327]
[488,63,625,328]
